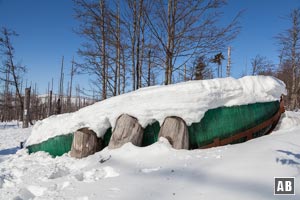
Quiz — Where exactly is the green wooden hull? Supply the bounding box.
[140,101,280,149]
[188,101,280,148]
[27,101,281,156]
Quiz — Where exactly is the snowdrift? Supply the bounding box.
[1,112,300,199]
[25,76,287,156]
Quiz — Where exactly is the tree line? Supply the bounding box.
[74,0,300,110]
[0,28,96,123]
[1,1,300,124]
[73,0,241,99]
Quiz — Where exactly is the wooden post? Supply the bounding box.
[48,90,52,117]
[55,98,62,115]
[226,46,231,77]
[108,114,144,149]
[23,87,31,128]
[70,128,103,158]
[158,116,189,149]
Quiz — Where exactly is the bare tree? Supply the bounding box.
[67,57,75,112]
[74,0,111,100]
[145,0,241,84]
[276,60,293,107]
[123,0,150,90]
[0,27,26,121]
[276,8,300,109]
[74,0,241,97]
[251,55,274,76]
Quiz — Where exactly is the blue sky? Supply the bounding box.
[0,0,299,94]
[0,0,83,94]
[226,0,299,77]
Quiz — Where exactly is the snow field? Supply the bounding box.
[0,112,299,199]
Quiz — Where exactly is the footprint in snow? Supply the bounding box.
[26,185,47,197]
[74,166,119,182]
[109,187,121,192]
[140,167,161,173]
[76,196,89,200]
[48,166,70,179]
[14,185,47,200]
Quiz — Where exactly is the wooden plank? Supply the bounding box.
[108,114,144,149]
[70,128,102,158]
[158,116,189,149]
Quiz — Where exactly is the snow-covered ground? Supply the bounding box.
[0,111,299,200]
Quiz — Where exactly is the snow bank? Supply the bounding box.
[274,111,300,131]
[25,76,286,146]
[1,112,300,199]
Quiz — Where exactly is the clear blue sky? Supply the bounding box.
[0,0,299,94]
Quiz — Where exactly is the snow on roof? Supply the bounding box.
[25,76,287,146]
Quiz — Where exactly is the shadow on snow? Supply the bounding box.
[276,150,300,166]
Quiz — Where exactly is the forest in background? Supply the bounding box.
[0,0,300,124]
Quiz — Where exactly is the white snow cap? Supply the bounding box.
[25,76,286,146]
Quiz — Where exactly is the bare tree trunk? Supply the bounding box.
[68,57,74,112]
[114,0,121,96]
[4,64,10,121]
[48,90,52,117]
[147,50,151,86]
[23,87,31,128]
[226,46,231,77]
[139,6,145,88]
[135,0,144,89]
[122,48,126,94]
[290,12,299,109]
[184,64,187,81]
[100,0,107,100]
[164,0,172,85]
[131,0,137,91]
[8,44,24,121]
[58,56,64,114]
[117,1,121,95]
[165,0,176,85]
[169,0,176,84]
[55,98,62,115]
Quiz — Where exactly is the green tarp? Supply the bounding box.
[27,128,113,157]
[27,133,74,157]
[140,101,279,148]
[27,101,280,156]
[103,128,112,147]
[188,101,279,148]
[142,121,160,147]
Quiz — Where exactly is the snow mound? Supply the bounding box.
[1,112,300,199]
[26,76,286,146]
[274,111,300,131]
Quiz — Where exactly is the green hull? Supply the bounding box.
[188,101,280,148]
[140,101,280,149]
[27,101,280,156]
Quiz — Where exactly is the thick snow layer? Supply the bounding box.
[26,76,286,146]
[0,112,299,199]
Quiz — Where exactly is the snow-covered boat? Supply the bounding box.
[26,76,287,157]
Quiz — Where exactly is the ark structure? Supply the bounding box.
[25,76,287,157]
